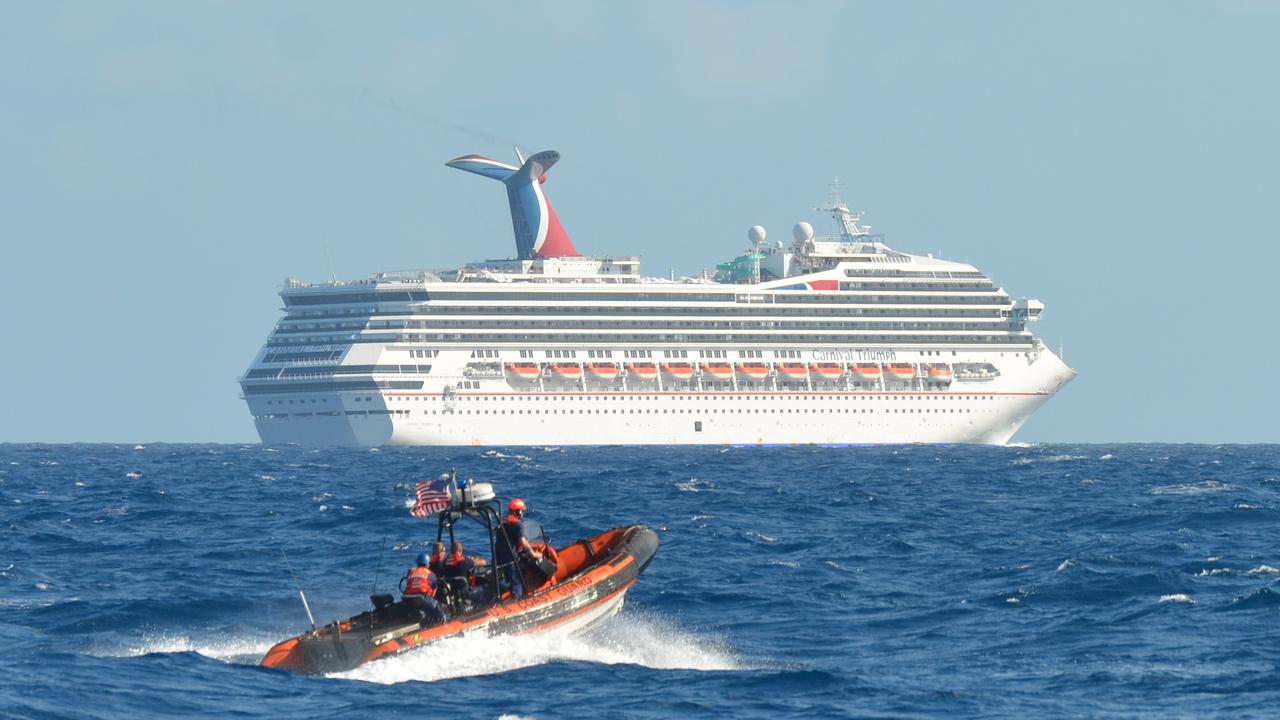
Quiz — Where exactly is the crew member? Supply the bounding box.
[441,540,490,606]
[428,541,447,576]
[441,540,487,580]
[496,498,541,598]
[402,552,446,624]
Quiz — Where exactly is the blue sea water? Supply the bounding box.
[2,444,1279,719]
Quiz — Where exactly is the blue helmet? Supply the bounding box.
[416,552,429,566]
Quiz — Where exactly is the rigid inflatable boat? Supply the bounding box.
[261,475,659,675]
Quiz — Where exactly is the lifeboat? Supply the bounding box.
[261,475,660,676]
[776,363,809,380]
[885,363,916,381]
[735,362,770,381]
[809,362,845,379]
[849,363,882,382]
[504,362,541,381]
[926,364,953,383]
[585,362,620,380]
[548,363,582,379]
[660,362,695,380]
[700,362,733,380]
[625,362,658,380]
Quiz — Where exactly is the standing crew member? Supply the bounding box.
[496,498,541,599]
[401,552,446,624]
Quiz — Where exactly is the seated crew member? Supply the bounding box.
[495,498,541,599]
[428,541,447,576]
[401,552,446,624]
[441,540,490,606]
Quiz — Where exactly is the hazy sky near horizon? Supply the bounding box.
[2,1,1277,443]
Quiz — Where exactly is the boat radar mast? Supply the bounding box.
[815,179,872,242]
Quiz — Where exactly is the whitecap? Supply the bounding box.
[769,560,800,568]
[1099,453,1114,461]
[368,448,381,453]
[1006,597,1021,604]
[1247,565,1279,575]
[1011,458,1034,466]
[125,471,142,479]
[317,505,329,512]
[133,445,146,450]
[1195,568,1231,576]
[1235,503,1261,510]
[1150,480,1233,496]
[1056,559,1075,572]
[258,475,276,481]
[745,531,780,543]
[1044,454,1087,463]
[1159,594,1196,604]
[35,582,50,591]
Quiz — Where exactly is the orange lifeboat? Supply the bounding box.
[504,362,541,380]
[700,362,733,380]
[625,362,658,379]
[926,364,953,383]
[809,362,845,379]
[776,363,809,380]
[735,362,770,380]
[548,363,582,379]
[885,363,916,381]
[585,362,620,380]
[849,363,882,382]
[660,362,695,380]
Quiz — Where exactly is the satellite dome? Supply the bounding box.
[793,221,814,243]
[747,225,767,245]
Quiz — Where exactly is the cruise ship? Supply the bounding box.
[240,148,1075,446]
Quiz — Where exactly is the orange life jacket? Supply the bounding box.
[404,566,435,595]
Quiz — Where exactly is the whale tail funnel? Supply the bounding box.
[446,149,580,259]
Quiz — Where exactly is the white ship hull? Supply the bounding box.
[249,348,1074,447]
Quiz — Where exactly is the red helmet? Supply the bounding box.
[509,498,527,513]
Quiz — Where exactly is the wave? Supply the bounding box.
[1150,480,1233,495]
[335,612,742,685]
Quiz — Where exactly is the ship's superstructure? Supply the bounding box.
[240,150,1074,446]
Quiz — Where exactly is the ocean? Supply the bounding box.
[2,443,1278,719]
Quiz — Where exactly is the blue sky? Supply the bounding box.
[2,2,1276,443]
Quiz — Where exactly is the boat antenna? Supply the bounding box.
[369,533,388,595]
[280,548,317,629]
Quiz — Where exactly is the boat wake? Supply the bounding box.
[334,611,743,684]
[87,631,275,664]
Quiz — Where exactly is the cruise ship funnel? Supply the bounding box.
[446,150,580,260]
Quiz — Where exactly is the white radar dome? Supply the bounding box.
[793,221,814,243]
[748,225,767,245]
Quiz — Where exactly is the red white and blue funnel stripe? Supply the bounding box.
[446,150,580,260]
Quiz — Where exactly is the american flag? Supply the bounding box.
[409,477,452,517]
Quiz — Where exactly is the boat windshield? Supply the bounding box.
[523,519,548,545]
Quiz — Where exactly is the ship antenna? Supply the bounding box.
[280,548,317,629]
[369,533,388,596]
